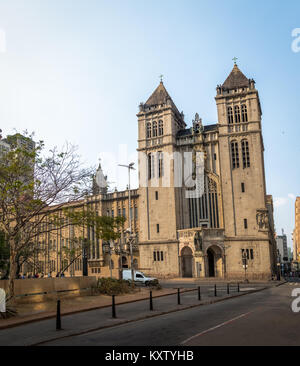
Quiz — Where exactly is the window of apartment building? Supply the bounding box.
[111,209,114,218]
[122,207,126,218]
[135,206,138,219]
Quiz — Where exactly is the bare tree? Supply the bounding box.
[0,132,98,301]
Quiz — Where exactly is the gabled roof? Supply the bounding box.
[145,81,172,106]
[222,64,250,89]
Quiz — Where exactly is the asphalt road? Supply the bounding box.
[41,282,300,346]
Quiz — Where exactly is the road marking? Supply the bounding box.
[180,311,253,345]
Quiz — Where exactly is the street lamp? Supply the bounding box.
[118,162,135,285]
[242,251,248,283]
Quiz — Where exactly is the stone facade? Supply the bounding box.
[19,64,277,281]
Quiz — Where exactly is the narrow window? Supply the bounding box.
[246,249,250,259]
[155,191,158,200]
[146,122,152,138]
[234,105,241,123]
[158,120,164,136]
[231,141,239,169]
[241,104,248,122]
[250,249,254,259]
[214,153,217,161]
[244,219,248,229]
[157,224,160,233]
[227,107,233,124]
[153,251,156,261]
[158,151,163,177]
[241,182,245,192]
[157,251,160,261]
[148,154,152,179]
[241,140,250,168]
[152,121,158,137]
[161,251,164,261]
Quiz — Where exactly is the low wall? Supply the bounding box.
[0,277,97,303]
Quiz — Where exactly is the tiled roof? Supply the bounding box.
[222,64,249,89]
[145,82,172,106]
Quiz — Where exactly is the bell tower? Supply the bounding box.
[215,62,274,279]
[137,80,186,276]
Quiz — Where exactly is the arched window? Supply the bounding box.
[146,122,152,138]
[158,120,164,136]
[231,141,239,169]
[234,106,241,123]
[227,107,233,124]
[241,104,248,122]
[152,121,157,137]
[241,140,250,168]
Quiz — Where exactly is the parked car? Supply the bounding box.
[122,269,158,286]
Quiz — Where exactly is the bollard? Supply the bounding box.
[177,288,181,305]
[214,284,217,297]
[237,283,240,292]
[227,283,230,295]
[150,290,153,311]
[112,295,116,318]
[56,300,62,330]
[198,286,201,301]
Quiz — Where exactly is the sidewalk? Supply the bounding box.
[0,282,282,346]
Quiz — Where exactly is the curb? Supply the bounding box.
[0,287,198,331]
[29,284,276,346]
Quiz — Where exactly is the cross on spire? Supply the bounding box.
[232,57,238,65]
[159,74,164,83]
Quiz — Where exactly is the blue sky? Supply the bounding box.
[0,0,299,248]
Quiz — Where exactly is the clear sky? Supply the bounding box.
[0,0,299,248]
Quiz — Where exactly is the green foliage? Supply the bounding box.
[96,277,133,296]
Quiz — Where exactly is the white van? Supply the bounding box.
[122,269,158,286]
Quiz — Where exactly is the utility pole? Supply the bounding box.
[118,163,135,286]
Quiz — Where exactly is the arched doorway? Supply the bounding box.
[181,246,193,278]
[206,245,223,278]
[207,248,215,277]
[121,256,128,268]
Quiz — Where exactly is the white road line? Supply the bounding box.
[180,311,253,345]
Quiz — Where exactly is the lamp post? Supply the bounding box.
[118,162,135,286]
[242,251,248,283]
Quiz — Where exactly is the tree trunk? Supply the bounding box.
[8,243,17,302]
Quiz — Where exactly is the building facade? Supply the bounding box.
[293,197,300,263]
[137,63,277,280]
[18,64,277,280]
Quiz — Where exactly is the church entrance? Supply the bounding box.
[207,248,215,277]
[206,245,223,278]
[181,247,193,278]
